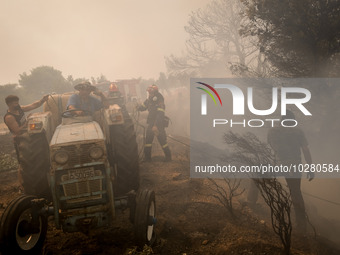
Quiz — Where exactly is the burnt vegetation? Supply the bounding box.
[224,131,293,254]
[207,177,245,217]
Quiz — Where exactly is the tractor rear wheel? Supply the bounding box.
[109,116,140,196]
[15,132,51,199]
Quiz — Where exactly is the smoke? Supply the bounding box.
[163,87,190,138]
[0,0,211,85]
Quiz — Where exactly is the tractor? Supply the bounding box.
[0,90,156,254]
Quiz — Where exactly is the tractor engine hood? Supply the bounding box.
[50,121,104,146]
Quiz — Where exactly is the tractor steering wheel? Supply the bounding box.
[61,109,93,118]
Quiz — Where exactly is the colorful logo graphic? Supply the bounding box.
[196,82,222,106]
[196,82,312,117]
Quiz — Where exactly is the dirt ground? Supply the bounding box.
[0,133,339,255]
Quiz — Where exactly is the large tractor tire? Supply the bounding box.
[110,116,140,196]
[16,132,51,199]
[134,189,156,246]
[0,195,48,255]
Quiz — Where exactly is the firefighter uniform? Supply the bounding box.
[138,87,171,161]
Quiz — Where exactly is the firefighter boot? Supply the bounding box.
[163,146,172,162]
[144,146,152,162]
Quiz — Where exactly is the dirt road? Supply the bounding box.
[0,134,339,255]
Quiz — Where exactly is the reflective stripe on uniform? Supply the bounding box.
[162,143,168,148]
[157,108,165,112]
[144,144,152,147]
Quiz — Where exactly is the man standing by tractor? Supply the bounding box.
[4,94,50,196]
[137,85,171,162]
[4,94,49,137]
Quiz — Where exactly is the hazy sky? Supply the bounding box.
[0,0,210,84]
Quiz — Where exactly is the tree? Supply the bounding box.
[254,178,292,255]
[166,0,261,77]
[224,131,293,255]
[240,0,340,77]
[240,0,340,152]
[19,66,72,95]
[207,177,245,217]
[96,74,109,84]
[0,84,22,116]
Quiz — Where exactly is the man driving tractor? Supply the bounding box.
[67,81,106,115]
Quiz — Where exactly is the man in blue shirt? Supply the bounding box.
[67,81,106,115]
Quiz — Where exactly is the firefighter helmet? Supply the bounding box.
[147,85,158,93]
[109,83,119,92]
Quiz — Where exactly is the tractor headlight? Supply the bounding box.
[54,151,69,165]
[89,147,104,159]
[29,121,43,131]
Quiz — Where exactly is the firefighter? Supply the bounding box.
[106,82,125,107]
[137,85,171,162]
[108,82,121,98]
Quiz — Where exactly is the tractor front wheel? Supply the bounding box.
[0,195,48,255]
[134,189,156,246]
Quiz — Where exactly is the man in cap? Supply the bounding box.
[67,81,106,115]
[137,85,171,162]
